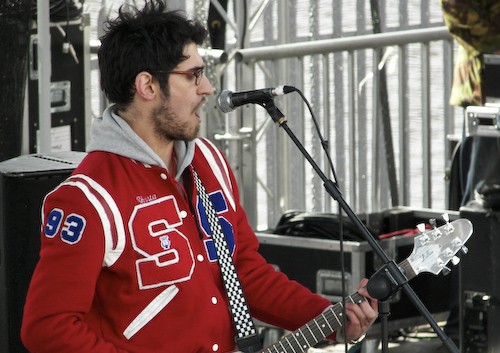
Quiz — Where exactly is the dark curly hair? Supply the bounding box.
[98,0,207,110]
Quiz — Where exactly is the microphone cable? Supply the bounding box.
[293,87,350,351]
[292,87,338,184]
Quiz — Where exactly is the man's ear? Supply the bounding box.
[134,71,158,101]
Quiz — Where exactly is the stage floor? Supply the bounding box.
[308,324,454,353]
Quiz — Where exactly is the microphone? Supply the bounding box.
[217,85,295,113]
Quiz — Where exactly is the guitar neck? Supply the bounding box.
[259,258,416,353]
[258,292,365,353]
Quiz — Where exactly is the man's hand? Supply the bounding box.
[340,278,379,343]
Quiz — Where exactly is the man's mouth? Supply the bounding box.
[194,98,207,121]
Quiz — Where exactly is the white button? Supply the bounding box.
[197,254,204,262]
[179,210,187,218]
[212,343,219,351]
[160,173,167,180]
[211,297,218,304]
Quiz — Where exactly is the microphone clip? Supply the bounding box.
[260,100,286,125]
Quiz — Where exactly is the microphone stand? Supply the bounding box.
[259,99,459,353]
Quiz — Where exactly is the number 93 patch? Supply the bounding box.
[44,208,87,245]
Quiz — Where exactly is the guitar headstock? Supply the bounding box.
[407,216,473,276]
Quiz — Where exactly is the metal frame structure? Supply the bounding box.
[205,1,457,230]
[62,0,458,231]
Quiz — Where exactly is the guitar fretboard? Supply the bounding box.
[259,293,367,353]
[258,258,420,353]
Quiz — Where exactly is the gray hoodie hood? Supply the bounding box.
[86,104,195,180]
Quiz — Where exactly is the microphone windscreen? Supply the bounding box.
[216,90,234,113]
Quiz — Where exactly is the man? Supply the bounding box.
[21,1,378,352]
[441,0,500,109]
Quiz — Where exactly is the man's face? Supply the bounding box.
[152,42,214,142]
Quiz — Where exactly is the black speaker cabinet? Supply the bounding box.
[459,203,500,353]
[0,151,85,353]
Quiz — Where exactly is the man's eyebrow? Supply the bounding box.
[185,65,204,71]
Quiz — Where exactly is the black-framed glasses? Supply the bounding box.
[169,67,205,86]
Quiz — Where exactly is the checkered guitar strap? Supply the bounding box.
[192,169,262,352]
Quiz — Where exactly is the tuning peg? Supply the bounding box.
[429,218,443,238]
[451,256,460,266]
[442,213,454,233]
[461,245,469,254]
[442,266,452,276]
[416,223,430,245]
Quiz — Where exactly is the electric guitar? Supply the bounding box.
[256,217,473,353]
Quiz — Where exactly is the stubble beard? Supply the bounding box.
[152,100,200,142]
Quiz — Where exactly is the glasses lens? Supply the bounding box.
[195,69,203,86]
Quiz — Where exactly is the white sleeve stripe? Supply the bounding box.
[59,180,116,266]
[200,138,233,190]
[195,139,236,211]
[62,175,126,266]
[123,285,179,339]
